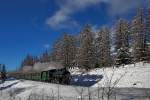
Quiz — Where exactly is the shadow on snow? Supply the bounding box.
[70,74,103,87]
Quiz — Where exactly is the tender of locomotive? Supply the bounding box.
[9,67,70,84]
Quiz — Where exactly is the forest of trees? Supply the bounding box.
[20,8,150,70]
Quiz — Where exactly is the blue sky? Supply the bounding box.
[0,0,149,71]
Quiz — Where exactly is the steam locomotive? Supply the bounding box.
[9,68,71,84]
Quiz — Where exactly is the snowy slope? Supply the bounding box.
[88,62,150,88]
[0,62,150,100]
[0,80,93,100]
[70,62,150,88]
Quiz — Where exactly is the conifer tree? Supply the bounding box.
[40,50,51,63]
[52,34,76,69]
[97,27,111,67]
[144,8,150,61]
[115,19,129,50]
[33,56,40,63]
[74,36,82,68]
[79,25,95,70]
[115,19,131,65]
[21,54,35,68]
[132,8,148,62]
[61,34,77,68]
[52,39,63,63]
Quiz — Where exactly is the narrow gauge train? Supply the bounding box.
[9,68,70,84]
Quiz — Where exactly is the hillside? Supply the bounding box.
[19,62,150,88]
[71,62,150,88]
[1,62,150,100]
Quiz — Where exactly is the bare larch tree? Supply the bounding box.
[144,8,150,62]
[79,25,95,70]
[61,34,77,69]
[115,19,131,66]
[40,50,51,63]
[97,27,112,67]
[132,8,148,62]
[52,39,63,63]
[20,54,35,70]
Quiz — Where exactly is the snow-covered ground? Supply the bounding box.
[0,62,150,100]
[91,62,150,88]
[0,80,94,100]
[71,62,150,88]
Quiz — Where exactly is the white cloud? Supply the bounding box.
[46,0,102,29]
[46,0,150,29]
[102,0,150,15]
[107,0,147,15]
